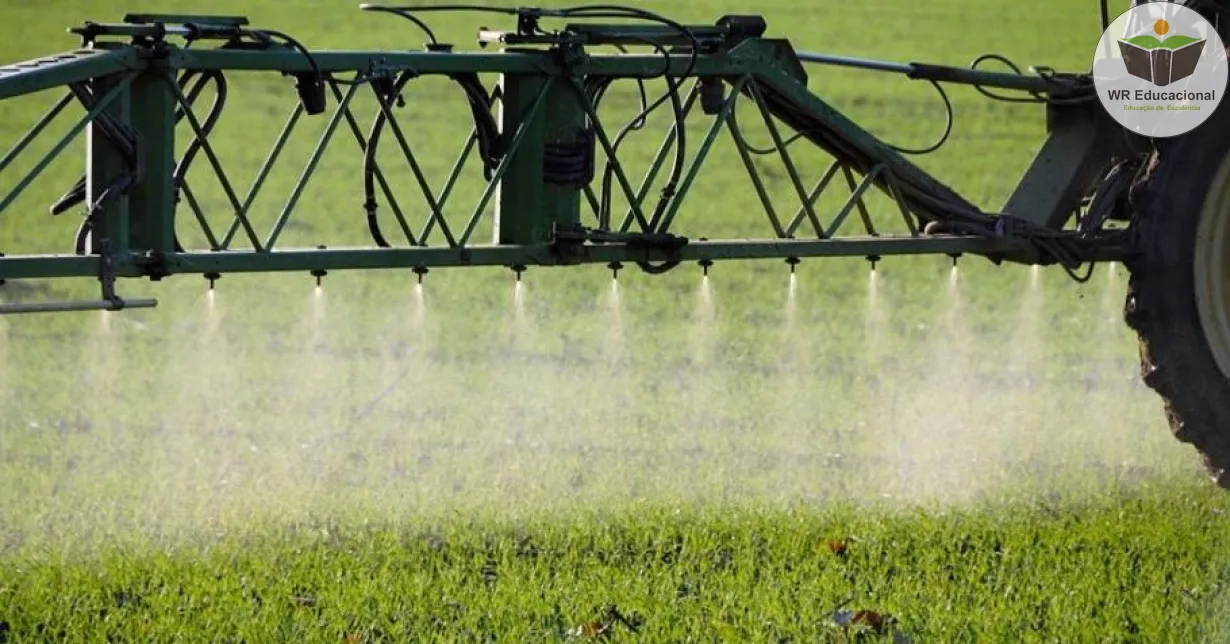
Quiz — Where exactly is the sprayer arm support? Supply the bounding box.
[795,52,1055,94]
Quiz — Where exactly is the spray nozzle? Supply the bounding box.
[203,271,220,291]
[607,261,623,281]
[310,245,328,288]
[948,252,962,268]
[785,257,800,274]
[511,264,527,282]
[698,259,713,277]
[413,266,428,285]
[866,254,881,272]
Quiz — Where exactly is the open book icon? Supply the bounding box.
[1118,35,1205,86]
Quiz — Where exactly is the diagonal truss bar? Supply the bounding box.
[566,76,652,233]
[652,75,749,234]
[746,80,822,239]
[419,128,477,246]
[180,182,221,249]
[582,184,607,230]
[825,164,884,238]
[420,86,501,245]
[372,83,457,247]
[458,78,553,246]
[726,107,786,238]
[841,164,877,236]
[786,160,839,238]
[0,76,135,216]
[882,169,919,236]
[218,102,303,249]
[617,80,699,234]
[0,76,135,217]
[328,78,415,247]
[413,87,499,244]
[263,83,362,250]
[161,73,263,251]
[0,91,72,177]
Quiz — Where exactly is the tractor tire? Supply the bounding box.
[1125,100,1230,486]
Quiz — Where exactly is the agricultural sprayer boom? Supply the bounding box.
[12,3,1230,488]
[0,7,1130,313]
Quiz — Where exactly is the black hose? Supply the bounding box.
[449,73,502,176]
[364,71,415,248]
[636,259,680,274]
[257,29,322,81]
[173,71,228,188]
[364,71,502,247]
[170,71,228,253]
[586,36,687,232]
[359,5,439,44]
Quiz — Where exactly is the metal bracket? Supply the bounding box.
[0,239,157,315]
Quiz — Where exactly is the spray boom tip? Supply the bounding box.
[698,259,714,277]
[203,271,220,290]
[785,257,800,274]
[510,264,527,282]
[607,261,623,280]
[866,254,881,271]
[413,265,428,285]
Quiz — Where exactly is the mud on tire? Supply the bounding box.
[1124,99,1230,486]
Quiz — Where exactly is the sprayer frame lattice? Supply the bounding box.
[0,9,1134,311]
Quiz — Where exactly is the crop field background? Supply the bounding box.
[3,0,1230,641]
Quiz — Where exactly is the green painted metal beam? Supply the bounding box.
[0,49,142,100]
[1001,102,1130,228]
[0,235,1126,281]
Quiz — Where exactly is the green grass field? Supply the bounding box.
[3,1,1230,641]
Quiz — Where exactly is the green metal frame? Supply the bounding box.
[0,10,1132,311]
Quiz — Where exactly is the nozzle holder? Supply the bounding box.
[699,77,725,115]
[293,71,326,115]
[310,245,328,285]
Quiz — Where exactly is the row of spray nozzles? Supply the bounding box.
[198,253,968,291]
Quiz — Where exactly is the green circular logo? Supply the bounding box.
[1093,4,1228,137]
